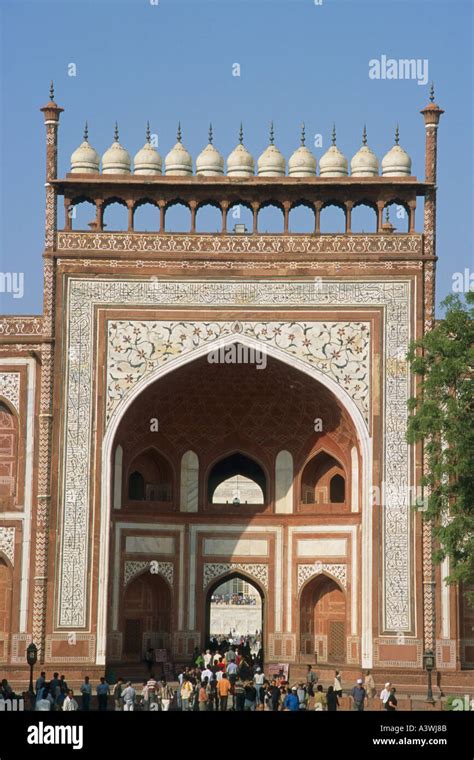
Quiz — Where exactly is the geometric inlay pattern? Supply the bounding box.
[203,563,269,591]
[123,560,173,588]
[297,562,347,591]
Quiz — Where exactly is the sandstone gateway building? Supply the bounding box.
[1,87,472,687]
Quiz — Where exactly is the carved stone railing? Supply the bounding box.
[57,231,424,256]
[0,316,45,339]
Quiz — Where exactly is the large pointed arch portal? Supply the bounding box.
[98,333,372,667]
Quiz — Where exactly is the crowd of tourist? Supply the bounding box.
[210,593,259,606]
[0,638,398,712]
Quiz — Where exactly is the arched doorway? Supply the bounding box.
[122,572,171,659]
[0,556,13,660]
[300,574,347,663]
[102,342,368,668]
[205,573,264,661]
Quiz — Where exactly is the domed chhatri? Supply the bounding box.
[319,124,348,177]
[350,126,379,177]
[165,122,193,176]
[288,123,316,177]
[102,123,131,175]
[226,124,255,177]
[196,124,224,176]
[381,126,412,177]
[257,122,286,177]
[70,123,100,173]
[134,122,162,175]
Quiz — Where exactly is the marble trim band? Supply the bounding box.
[59,278,411,658]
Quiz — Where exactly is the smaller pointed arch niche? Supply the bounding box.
[300,450,347,507]
[208,453,266,506]
[126,448,173,504]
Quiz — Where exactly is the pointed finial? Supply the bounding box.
[332,123,336,146]
[114,122,119,142]
[146,121,151,143]
[429,82,435,102]
[300,122,306,146]
[177,121,182,143]
[362,125,367,146]
[269,121,274,145]
[395,124,400,144]
[239,122,244,145]
[50,81,55,101]
[83,121,89,142]
[208,123,213,144]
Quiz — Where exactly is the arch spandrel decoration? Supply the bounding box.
[61,278,410,637]
[107,319,370,426]
[298,563,347,592]
[0,373,20,415]
[123,560,173,588]
[0,527,15,566]
[203,563,269,591]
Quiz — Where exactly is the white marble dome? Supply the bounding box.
[319,126,348,177]
[288,124,316,177]
[70,124,100,173]
[257,123,286,177]
[196,125,224,176]
[134,123,162,175]
[350,127,378,177]
[165,123,193,176]
[381,128,412,176]
[227,125,255,177]
[102,124,131,175]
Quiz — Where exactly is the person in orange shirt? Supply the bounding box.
[216,673,231,711]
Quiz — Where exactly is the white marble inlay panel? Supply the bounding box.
[297,538,347,558]
[125,536,175,555]
[203,538,268,558]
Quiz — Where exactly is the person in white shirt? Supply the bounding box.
[203,650,212,667]
[255,667,265,684]
[35,692,53,711]
[380,682,391,705]
[122,682,136,711]
[201,666,213,682]
[62,690,79,711]
[227,661,238,677]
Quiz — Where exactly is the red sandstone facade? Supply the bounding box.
[0,88,472,686]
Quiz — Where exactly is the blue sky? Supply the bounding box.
[0,0,472,315]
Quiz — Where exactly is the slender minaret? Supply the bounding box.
[35,83,63,659]
[40,82,63,255]
[420,82,444,184]
[420,83,444,658]
[420,83,444,327]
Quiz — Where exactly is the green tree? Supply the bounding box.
[407,292,474,591]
